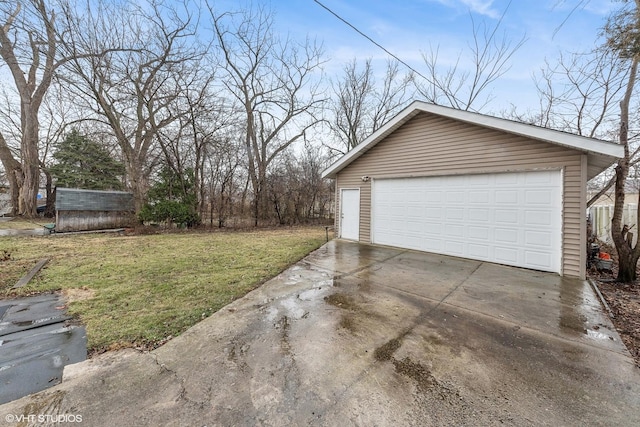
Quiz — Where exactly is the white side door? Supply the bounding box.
[340,189,360,241]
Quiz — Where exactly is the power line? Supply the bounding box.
[311,0,435,86]
[312,0,517,113]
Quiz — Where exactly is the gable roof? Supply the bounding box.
[322,100,624,181]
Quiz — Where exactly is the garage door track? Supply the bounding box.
[1,240,638,426]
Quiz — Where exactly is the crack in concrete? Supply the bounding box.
[148,353,202,407]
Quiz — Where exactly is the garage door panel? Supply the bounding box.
[525,230,552,247]
[495,190,519,204]
[525,211,552,226]
[423,222,443,235]
[446,224,465,237]
[407,205,423,217]
[495,228,518,244]
[469,208,490,222]
[470,174,491,186]
[526,172,554,184]
[425,191,443,202]
[447,191,466,204]
[468,243,490,258]
[372,170,561,273]
[495,210,518,224]
[525,251,553,269]
[496,173,519,185]
[526,189,553,204]
[469,191,490,203]
[447,208,465,220]
[424,239,444,251]
[426,207,442,219]
[468,226,490,240]
[445,241,464,254]
[494,247,519,264]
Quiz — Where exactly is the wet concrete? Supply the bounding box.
[0,294,86,405]
[0,240,638,426]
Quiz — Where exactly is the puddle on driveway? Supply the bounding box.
[558,278,617,343]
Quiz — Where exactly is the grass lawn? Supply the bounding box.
[0,227,327,354]
[0,218,49,230]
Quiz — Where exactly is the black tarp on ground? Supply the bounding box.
[0,293,86,404]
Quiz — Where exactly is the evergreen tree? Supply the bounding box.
[50,130,125,190]
[139,167,200,227]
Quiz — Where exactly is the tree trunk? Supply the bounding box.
[0,136,21,216]
[40,162,55,217]
[611,58,639,282]
[126,158,148,213]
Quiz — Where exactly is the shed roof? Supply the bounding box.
[322,101,624,181]
[56,188,134,212]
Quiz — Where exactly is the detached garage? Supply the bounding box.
[322,101,623,279]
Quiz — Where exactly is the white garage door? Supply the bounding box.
[372,171,562,273]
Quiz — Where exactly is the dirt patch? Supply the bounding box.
[586,240,640,368]
[374,337,402,361]
[63,287,96,304]
[339,314,357,332]
[392,357,436,392]
[324,292,363,332]
[278,315,291,354]
[595,280,640,367]
[19,390,67,425]
[324,293,358,310]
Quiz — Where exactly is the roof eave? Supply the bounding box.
[321,101,625,179]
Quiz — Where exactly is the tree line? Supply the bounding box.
[0,0,528,227]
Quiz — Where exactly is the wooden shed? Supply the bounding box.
[322,101,624,279]
[55,188,136,232]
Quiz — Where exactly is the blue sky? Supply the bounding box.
[241,0,618,114]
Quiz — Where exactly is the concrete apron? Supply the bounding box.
[1,240,639,426]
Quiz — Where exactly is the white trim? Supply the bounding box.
[322,101,623,180]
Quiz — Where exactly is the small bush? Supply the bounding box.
[139,200,200,227]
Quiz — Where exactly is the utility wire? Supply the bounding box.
[311,0,436,87]
[312,0,516,113]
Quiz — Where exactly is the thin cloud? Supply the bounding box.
[428,0,501,19]
[460,0,500,18]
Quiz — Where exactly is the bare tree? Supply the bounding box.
[0,0,59,216]
[514,1,640,281]
[205,134,244,227]
[209,3,326,225]
[416,14,525,112]
[154,69,231,218]
[606,0,640,282]
[267,144,332,225]
[507,48,627,207]
[58,0,203,211]
[330,58,412,154]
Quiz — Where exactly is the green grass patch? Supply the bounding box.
[0,227,326,353]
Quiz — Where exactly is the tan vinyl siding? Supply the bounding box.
[335,112,587,278]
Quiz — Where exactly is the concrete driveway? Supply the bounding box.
[1,240,639,426]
